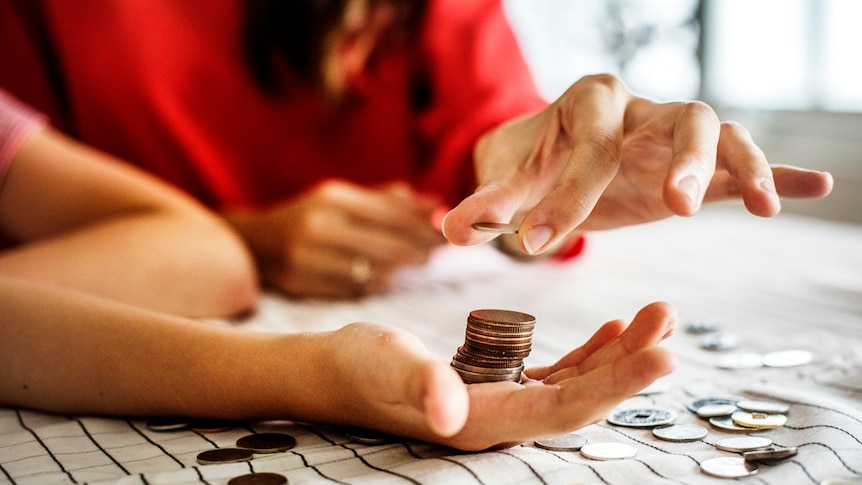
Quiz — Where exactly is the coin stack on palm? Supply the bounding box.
[451,309,535,384]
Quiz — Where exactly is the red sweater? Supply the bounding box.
[0,0,546,211]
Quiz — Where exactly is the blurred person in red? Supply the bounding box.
[0,0,833,299]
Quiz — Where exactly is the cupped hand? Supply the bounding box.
[227,179,447,298]
[442,74,834,255]
[322,301,677,451]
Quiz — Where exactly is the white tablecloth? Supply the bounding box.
[3,207,861,484]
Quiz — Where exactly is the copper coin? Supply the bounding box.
[744,446,798,462]
[236,433,297,453]
[228,472,288,485]
[196,448,254,465]
[472,222,519,234]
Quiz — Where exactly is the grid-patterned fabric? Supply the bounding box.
[2,208,861,484]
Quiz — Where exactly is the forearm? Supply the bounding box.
[0,213,257,318]
[0,277,324,420]
[0,124,259,318]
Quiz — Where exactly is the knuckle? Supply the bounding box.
[680,100,719,124]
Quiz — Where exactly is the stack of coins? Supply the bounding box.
[450,309,535,384]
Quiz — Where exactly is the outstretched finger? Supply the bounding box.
[524,319,626,381]
[518,75,631,255]
[713,121,780,217]
[661,101,721,216]
[447,346,677,451]
[539,302,676,385]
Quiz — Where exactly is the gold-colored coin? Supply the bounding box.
[731,411,787,429]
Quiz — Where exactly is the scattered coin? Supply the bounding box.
[820,478,862,485]
[146,417,191,432]
[685,318,720,334]
[344,427,396,445]
[579,442,637,461]
[236,433,297,453]
[196,448,254,465]
[762,349,813,368]
[534,433,589,451]
[700,333,738,351]
[709,416,762,432]
[732,411,787,429]
[451,309,535,384]
[686,396,743,413]
[607,408,676,428]
[652,423,708,442]
[472,222,519,234]
[696,404,738,418]
[736,400,790,414]
[715,436,773,452]
[700,456,759,478]
[228,472,288,485]
[744,446,798,462]
[715,352,764,370]
[191,420,235,433]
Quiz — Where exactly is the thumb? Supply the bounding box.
[419,360,469,437]
[441,182,524,246]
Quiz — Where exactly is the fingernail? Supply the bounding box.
[524,225,554,255]
[678,176,701,207]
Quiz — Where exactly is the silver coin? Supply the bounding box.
[715,352,764,370]
[820,478,862,485]
[700,456,759,478]
[228,472,288,485]
[732,411,787,429]
[196,448,254,465]
[579,442,637,461]
[146,417,191,431]
[472,222,519,234]
[685,318,720,335]
[534,433,589,451]
[696,404,738,418]
[715,435,773,452]
[608,408,676,428]
[736,400,790,414]
[709,416,762,432]
[700,333,738,351]
[686,396,743,413]
[762,349,813,367]
[743,446,798,462]
[236,432,296,453]
[652,423,708,442]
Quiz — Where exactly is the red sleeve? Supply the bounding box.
[0,87,48,184]
[414,0,547,207]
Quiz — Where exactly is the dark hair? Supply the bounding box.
[243,0,426,95]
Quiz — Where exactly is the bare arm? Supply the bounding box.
[0,276,675,451]
[0,125,258,317]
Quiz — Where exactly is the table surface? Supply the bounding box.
[3,207,861,484]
